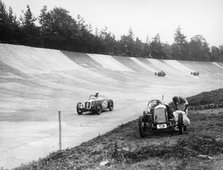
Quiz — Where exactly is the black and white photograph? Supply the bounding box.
[0,0,223,169]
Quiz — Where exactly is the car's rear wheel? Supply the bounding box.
[76,102,83,115]
[108,100,114,111]
[178,113,184,134]
[138,116,147,138]
[96,105,102,115]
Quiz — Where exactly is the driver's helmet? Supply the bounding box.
[173,96,180,104]
[95,92,99,97]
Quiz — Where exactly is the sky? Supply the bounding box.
[2,0,223,46]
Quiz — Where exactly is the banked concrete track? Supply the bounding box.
[0,43,223,169]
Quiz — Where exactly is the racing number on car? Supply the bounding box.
[102,100,108,109]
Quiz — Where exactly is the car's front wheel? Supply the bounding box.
[76,102,83,115]
[178,113,184,134]
[138,116,147,138]
[95,105,102,115]
[108,100,114,111]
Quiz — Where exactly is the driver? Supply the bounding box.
[94,92,99,98]
[172,96,189,115]
[172,96,190,128]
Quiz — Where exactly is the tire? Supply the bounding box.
[108,100,114,111]
[96,104,102,115]
[76,102,83,115]
[184,126,187,131]
[138,116,147,138]
[178,113,184,134]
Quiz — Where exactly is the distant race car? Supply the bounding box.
[76,93,114,115]
[138,99,186,138]
[191,72,199,76]
[155,71,166,77]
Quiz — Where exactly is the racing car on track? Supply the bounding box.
[138,99,186,138]
[154,71,166,77]
[191,71,199,76]
[76,93,114,115]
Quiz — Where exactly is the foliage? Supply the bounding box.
[119,28,136,56]
[20,5,40,46]
[162,43,172,59]
[0,0,20,43]
[188,35,210,61]
[210,46,221,61]
[150,34,164,59]
[172,26,189,60]
[39,6,79,50]
[1,1,223,61]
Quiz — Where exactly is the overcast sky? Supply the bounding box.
[3,0,223,46]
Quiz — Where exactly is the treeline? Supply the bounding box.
[1,0,223,61]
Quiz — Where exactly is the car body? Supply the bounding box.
[191,72,199,76]
[155,71,166,77]
[138,99,185,137]
[76,94,114,115]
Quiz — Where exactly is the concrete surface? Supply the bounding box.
[0,43,223,169]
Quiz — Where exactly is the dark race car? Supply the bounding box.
[191,71,199,76]
[154,71,166,77]
[138,99,186,138]
[76,94,114,115]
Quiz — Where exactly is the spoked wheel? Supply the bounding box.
[96,105,102,115]
[108,100,114,111]
[178,113,184,134]
[138,116,147,138]
[76,102,83,115]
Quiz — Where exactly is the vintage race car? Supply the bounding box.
[76,94,114,115]
[154,71,166,77]
[191,72,199,76]
[138,99,186,138]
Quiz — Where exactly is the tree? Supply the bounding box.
[98,27,117,55]
[188,35,210,61]
[143,43,151,58]
[219,45,223,61]
[150,34,163,59]
[134,37,144,57]
[1,0,219,61]
[39,6,78,50]
[0,0,8,42]
[119,28,135,56]
[39,5,51,47]
[75,14,95,52]
[20,5,40,46]
[210,46,220,61]
[162,43,172,59]
[0,1,21,44]
[172,26,188,60]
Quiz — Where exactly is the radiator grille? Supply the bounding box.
[154,108,166,123]
[85,102,91,109]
